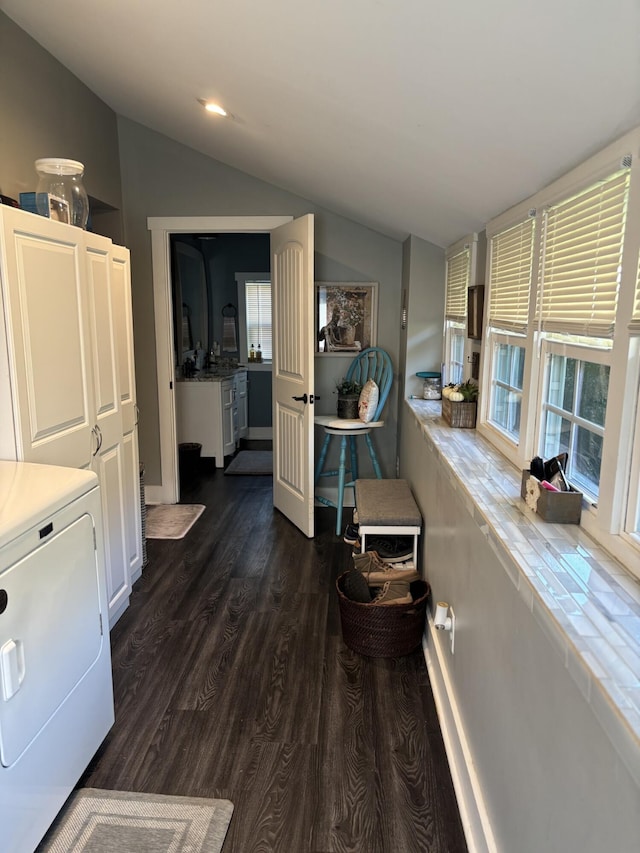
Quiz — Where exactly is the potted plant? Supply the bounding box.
[335,378,363,419]
[441,380,478,428]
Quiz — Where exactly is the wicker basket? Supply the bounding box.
[441,397,477,428]
[336,573,430,657]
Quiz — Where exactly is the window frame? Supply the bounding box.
[486,332,527,444]
[444,321,466,385]
[536,338,612,502]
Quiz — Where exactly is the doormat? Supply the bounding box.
[145,504,205,539]
[36,788,234,853]
[224,450,273,476]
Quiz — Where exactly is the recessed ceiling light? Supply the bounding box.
[198,98,228,117]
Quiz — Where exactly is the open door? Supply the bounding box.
[271,214,315,537]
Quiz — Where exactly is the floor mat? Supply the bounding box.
[224,450,273,475]
[145,504,205,539]
[36,788,233,853]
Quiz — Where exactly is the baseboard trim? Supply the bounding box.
[423,616,497,853]
[145,485,167,505]
[248,427,272,440]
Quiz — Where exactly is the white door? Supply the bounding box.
[271,215,315,538]
[111,245,142,580]
[84,236,130,620]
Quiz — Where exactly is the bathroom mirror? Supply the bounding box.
[171,239,208,366]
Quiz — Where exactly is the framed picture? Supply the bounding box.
[316,282,378,354]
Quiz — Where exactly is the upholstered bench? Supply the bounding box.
[354,478,422,565]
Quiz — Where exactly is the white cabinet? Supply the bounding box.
[175,369,248,468]
[0,206,141,625]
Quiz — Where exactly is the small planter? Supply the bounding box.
[442,397,477,428]
[337,393,360,419]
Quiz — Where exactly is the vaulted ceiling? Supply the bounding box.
[3,0,640,247]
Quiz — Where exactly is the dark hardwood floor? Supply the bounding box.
[81,457,467,852]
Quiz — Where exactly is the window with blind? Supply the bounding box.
[477,131,640,578]
[485,216,535,441]
[245,280,272,360]
[444,246,470,385]
[236,273,272,363]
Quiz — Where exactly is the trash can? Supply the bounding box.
[178,442,202,484]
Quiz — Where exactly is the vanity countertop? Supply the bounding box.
[176,366,247,382]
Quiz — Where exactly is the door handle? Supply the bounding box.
[310,394,320,403]
[91,426,99,457]
[96,424,103,452]
[292,394,308,404]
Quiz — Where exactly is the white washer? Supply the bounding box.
[0,461,114,853]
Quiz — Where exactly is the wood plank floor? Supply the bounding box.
[82,461,468,852]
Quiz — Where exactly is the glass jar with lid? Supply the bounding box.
[417,371,442,400]
[35,158,89,229]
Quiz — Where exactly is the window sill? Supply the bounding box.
[407,398,640,785]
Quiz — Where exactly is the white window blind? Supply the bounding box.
[445,247,470,324]
[630,251,640,334]
[536,168,631,338]
[245,280,272,360]
[487,217,535,334]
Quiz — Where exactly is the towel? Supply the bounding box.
[222,316,238,352]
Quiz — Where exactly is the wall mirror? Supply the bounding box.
[171,239,208,365]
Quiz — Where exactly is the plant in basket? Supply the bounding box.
[335,378,363,419]
[442,380,478,428]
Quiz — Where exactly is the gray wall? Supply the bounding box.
[399,407,640,852]
[0,13,122,227]
[117,117,404,484]
[401,234,446,401]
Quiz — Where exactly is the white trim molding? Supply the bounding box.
[148,215,292,503]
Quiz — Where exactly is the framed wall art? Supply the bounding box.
[316,282,378,354]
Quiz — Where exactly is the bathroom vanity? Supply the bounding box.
[176,368,248,466]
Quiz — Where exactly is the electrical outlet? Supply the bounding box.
[449,607,455,654]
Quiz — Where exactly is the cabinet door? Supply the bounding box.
[222,380,236,457]
[84,236,130,621]
[111,245,142,581]
[236,371,248,439]
[0,208,93,467]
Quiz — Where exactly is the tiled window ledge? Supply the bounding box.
[407,399,640,786]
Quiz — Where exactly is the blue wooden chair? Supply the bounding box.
[314,347,393,535]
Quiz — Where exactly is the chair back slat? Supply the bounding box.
[345,347,392,421]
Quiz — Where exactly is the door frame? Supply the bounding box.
[147,215,292,504]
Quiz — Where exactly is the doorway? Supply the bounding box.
[171,232,272,484]
[148,216,292,505]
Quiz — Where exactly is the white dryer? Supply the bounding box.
[0,461,114,853]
